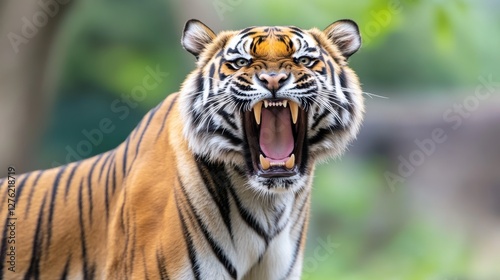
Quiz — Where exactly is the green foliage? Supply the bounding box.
[306,159,472,279]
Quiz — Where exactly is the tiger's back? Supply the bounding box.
[0,19,365,279]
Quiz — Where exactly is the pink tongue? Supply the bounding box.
[259,108,294,160]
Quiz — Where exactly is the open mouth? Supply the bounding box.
[244,99,307,178]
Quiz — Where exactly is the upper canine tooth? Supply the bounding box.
[283,100,288,108]
[285,154,295,169]
[260,154,270,170]
[264,100,269,108]
[289,101,299,124]
[253,101,262,125]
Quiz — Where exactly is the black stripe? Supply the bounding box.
[293,81,315,90]
[196,159,233,239]
[227,186,269,245]
[156,249,170,280]
[59,256,71,280]
[65,162,81,200]
[104,151,116,222]
[129,214,137,277]
[142,248,150,280]
[236,76,251,84]
[238,27,254,35]
[309,124,343,146]
[315,66,327,76]
[0,174,31,276]
[292,192,310,234]
[46,166,68,250]
[311,110,329,131]
[295,74,311,84]
[240,31,257,39]
[338,69,354,115]
[78,178,93,280]
[87,154,104,224]
[289,26,304,35]
[122,137,131,175]
[226,63,237,71]
[206,127,243,147]
[13,173,30,200]
[23,193,48,280]
[135,107,157,155]
[128,106,161,173]
[282,218,307,280]
[156,95,179,140]
[273,204,288,236]
[175,192,201,280]
[338,68,347,88]
[24,170,44,218]
[98,152,113,182]
[112,160,117,194]
[305,47,318,53]
[121,205,131,279]
[208,64,215,92]
[327,60,336,86]
[219,71,227,81]
[216,110,238,131]
[233,165,246,177]
[178,178,237,279]
[119,188,127,234]
[233,82,253,92]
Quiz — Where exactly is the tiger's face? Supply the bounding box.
[179,20,364,194]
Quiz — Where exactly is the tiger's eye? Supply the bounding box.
[235,58,249,67]
[298,56,312,66]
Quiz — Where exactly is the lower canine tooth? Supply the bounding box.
[253,101,262,125]
[260,154,270,170]
[285,154,295,169]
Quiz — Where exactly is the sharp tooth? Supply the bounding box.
[253,101,262,125]
[285,154,295,169]
[264,100,269,108]
[289,101,299,124]
[260,154,270,170]
[283,100,288,108]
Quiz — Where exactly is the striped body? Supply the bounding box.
[0,19,364,279]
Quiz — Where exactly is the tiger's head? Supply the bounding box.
[179,19,364,194]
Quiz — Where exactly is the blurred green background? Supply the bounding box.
[1,0,499,279]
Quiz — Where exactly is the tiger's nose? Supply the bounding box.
[258,73,289,92]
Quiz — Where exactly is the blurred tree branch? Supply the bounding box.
[0,0,73,174]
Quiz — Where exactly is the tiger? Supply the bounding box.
[0,19,364,279]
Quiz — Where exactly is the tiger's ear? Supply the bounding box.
[323,19,361,59]
[182,19,217,59]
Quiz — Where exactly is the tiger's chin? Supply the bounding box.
[248,174,310,195]
[243,99,308,181]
